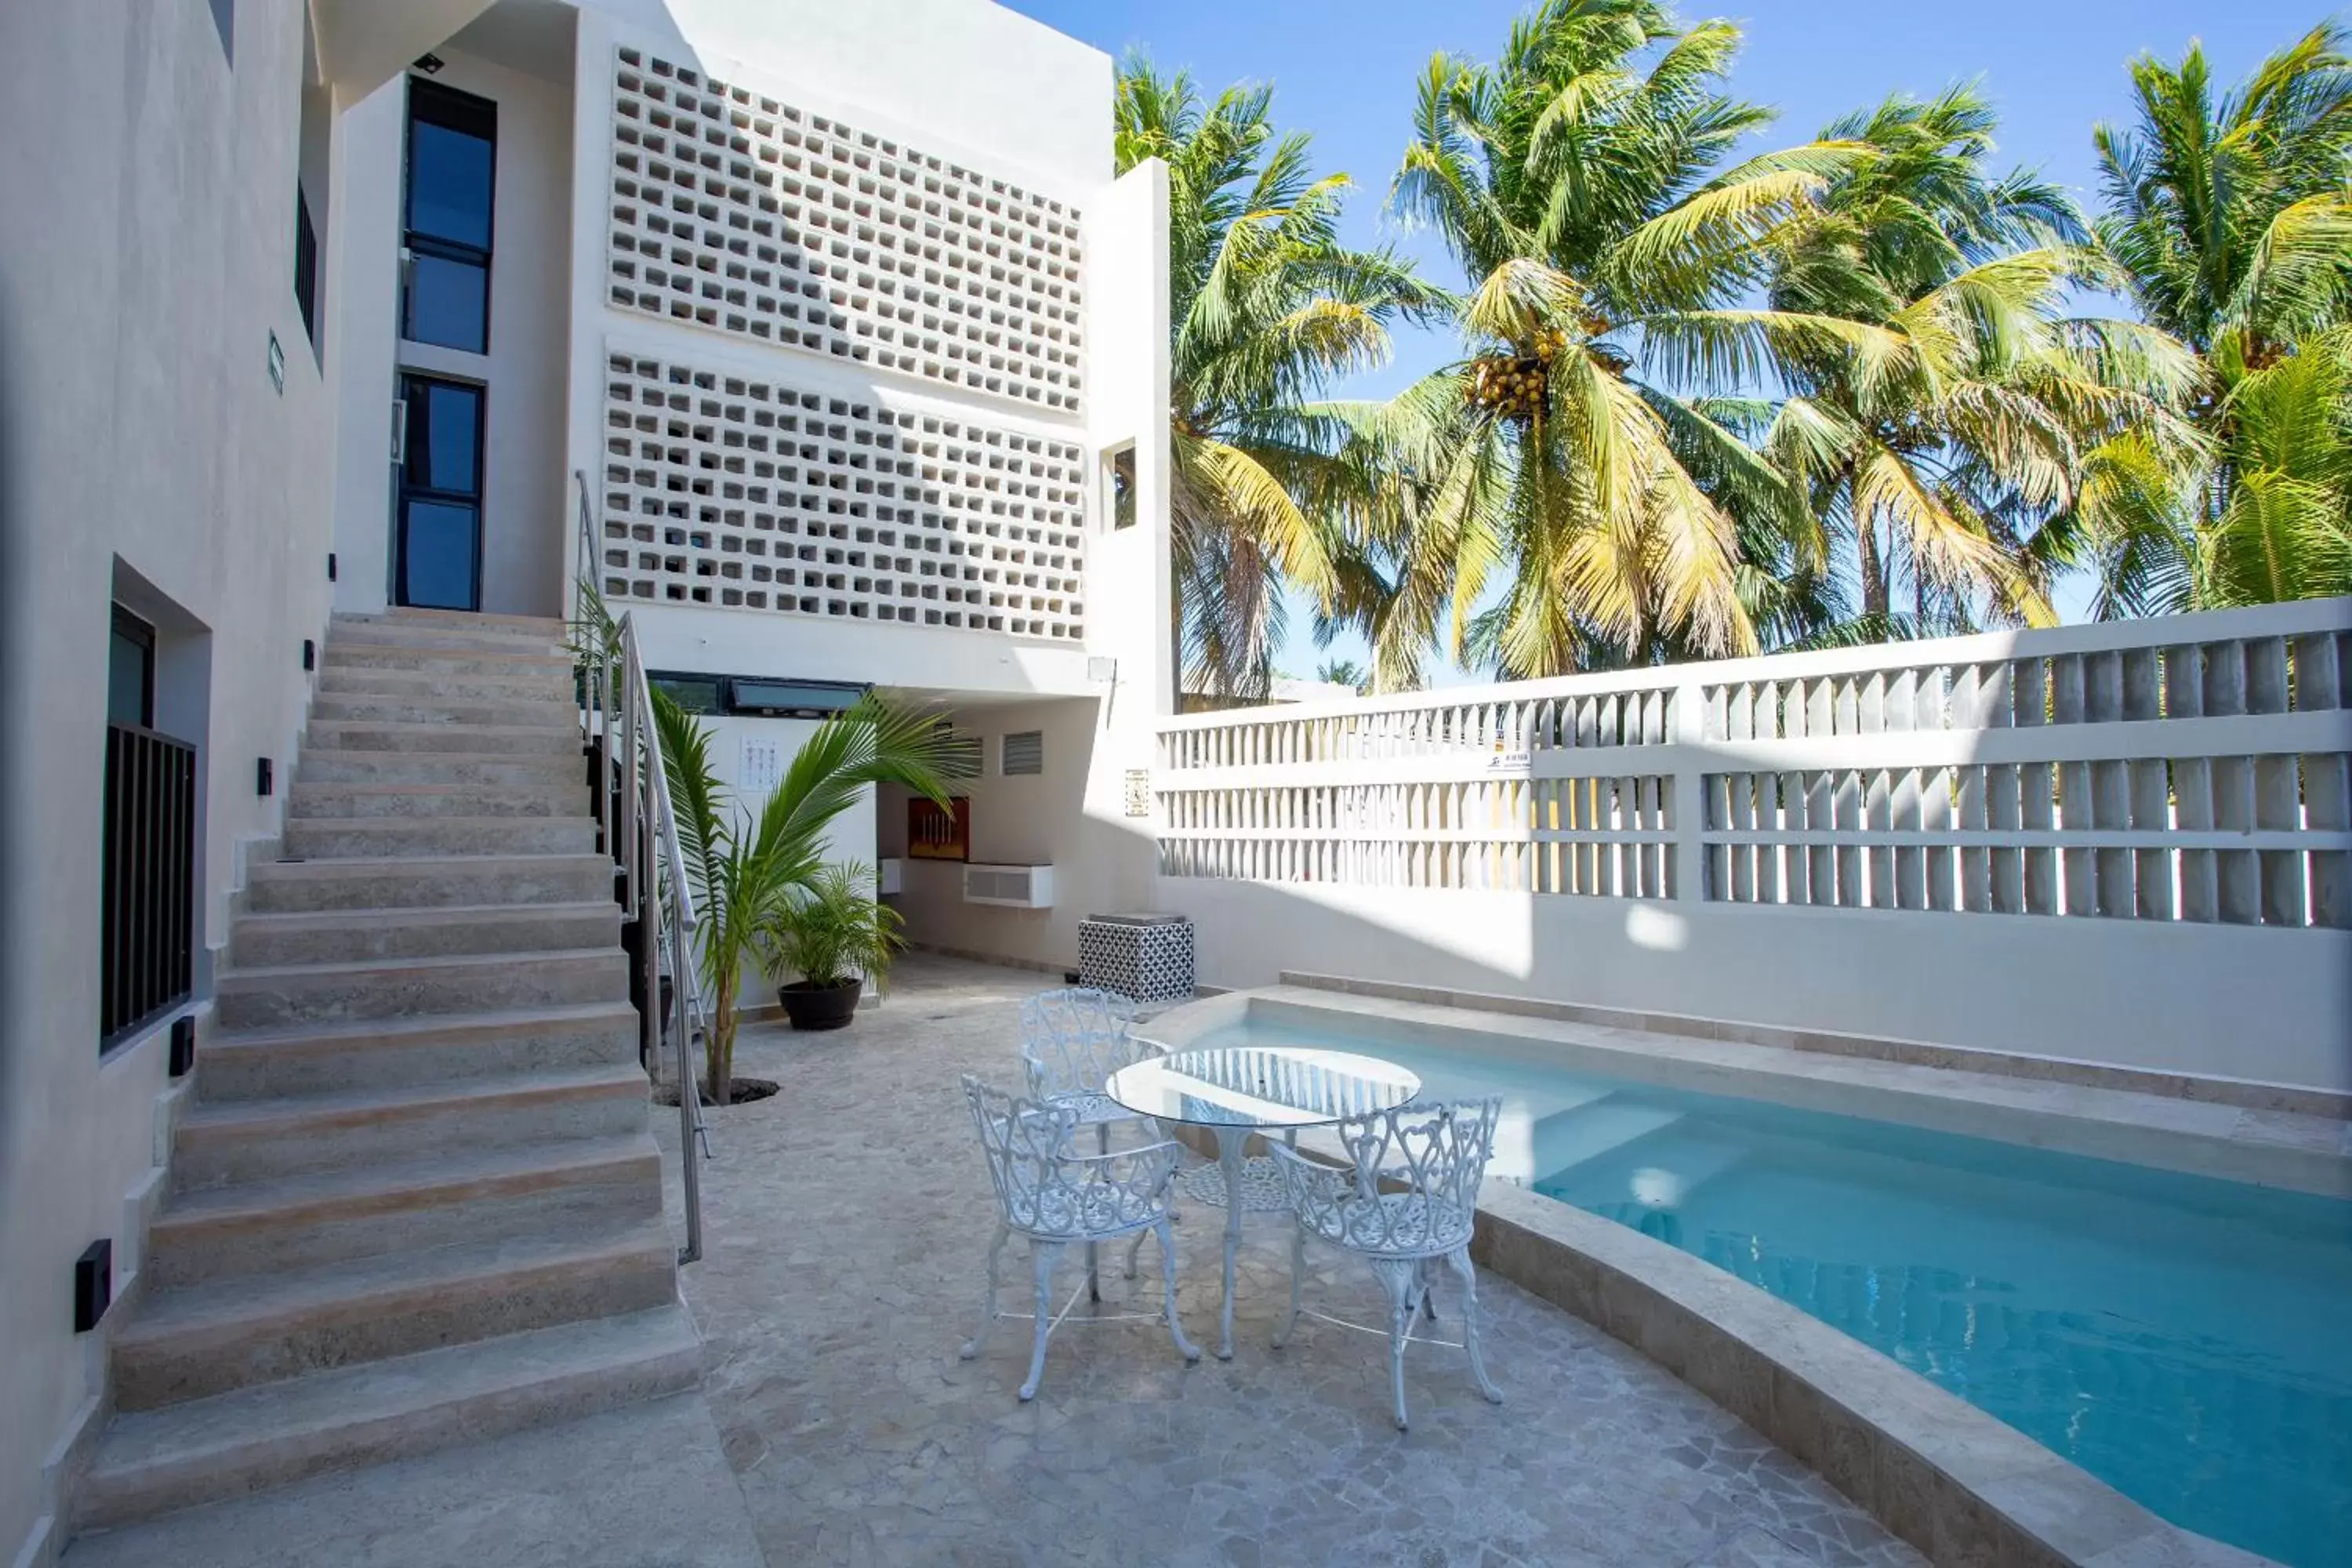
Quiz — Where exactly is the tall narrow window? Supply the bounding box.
[401,80,496,354]
[101,605,194,1047]
[1105,444,1137,530]
[293,187,318,343]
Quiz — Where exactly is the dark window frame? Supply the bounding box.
[102,600,194,1051]
[108,604,155,730]
[293,184,319,344]
[400,78,499,354]
[395,372,488,611]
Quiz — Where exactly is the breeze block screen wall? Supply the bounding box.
[605,46,1085,416]
[599,350,1087,639]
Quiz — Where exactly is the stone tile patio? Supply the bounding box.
[668,953,1924,1568]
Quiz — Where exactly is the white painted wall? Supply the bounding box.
[877,695,1160,972]
[580,0,1109,196]
[688,713,875,1007]
[0,2,343,1559]
[331,42,575,617]
[1164,880,2352,1094]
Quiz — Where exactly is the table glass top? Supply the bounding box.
[1104,1044,1421,1129]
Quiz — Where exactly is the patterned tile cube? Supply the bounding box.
[1078,914,1195,1004]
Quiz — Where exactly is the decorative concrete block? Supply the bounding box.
[596,349,1086,640]
[605,48,1084,416]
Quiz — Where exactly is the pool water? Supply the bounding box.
[1200,1017,2352,1568]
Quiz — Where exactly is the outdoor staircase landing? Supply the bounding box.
[73,610,696,1535]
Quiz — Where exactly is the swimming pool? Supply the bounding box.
[1191,1013,2352,1568]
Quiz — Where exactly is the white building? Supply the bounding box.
[0,1,1171,1558]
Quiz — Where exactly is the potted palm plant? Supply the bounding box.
[763,862,903,1029]
[652,689,968,1102]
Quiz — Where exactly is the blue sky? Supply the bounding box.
[1007,0,2324,681]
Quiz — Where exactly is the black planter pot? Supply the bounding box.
[778,977,862,1031]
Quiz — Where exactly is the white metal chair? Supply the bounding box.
[1269,1097,1506,1429]
[958,1076,1200,1400]
[1018,986,1156,1146]
[1020,986,1167,1286]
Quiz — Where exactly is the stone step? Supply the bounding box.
[321,643,575,677]
[172,1064,651,1189]
[113,1216,677,1412]
[308,693,579,728]
[329,619,568,655]
[303,720,580,757]
[281,814,600,860]
[75,1303,701,1531]
[296,749,585,786]
[316,665,575,702]
[242,854,615,913]
[196,1003,641,1102]
[144,1134,662,1289]
[214,949,627,1029]
[230,901,620,967]
[285,779,592,821]
[352,608,571,637]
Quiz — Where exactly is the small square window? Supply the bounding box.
[1105,443,1135,531]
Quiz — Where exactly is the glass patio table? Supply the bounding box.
[1104,1044,1421,1359]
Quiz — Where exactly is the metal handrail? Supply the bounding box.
[575,470,710,1265]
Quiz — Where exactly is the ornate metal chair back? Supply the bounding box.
[1018,986,1144,1102]
[1318,1097,1504,1255]
[960,1075,1079,1235]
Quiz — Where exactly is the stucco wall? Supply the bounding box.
[0,0,341,1559]
[877,697,1159,972]
[1160,880,2352,1095]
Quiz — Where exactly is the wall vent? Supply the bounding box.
[963,863,1054,909]
[1001,731,1044,777]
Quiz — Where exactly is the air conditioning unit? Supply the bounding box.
[964,863,1054,909]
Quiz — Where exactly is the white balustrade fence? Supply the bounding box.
[1156,601,2352,930]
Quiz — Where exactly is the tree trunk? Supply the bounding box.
[706,964,737,1105]
[1858,517,1889,620]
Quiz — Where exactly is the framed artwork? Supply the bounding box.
[908,796,971,861]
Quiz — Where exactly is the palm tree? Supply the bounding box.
[1757,86,2202,634]
[2086,23,2352,611]
[1312,656,1370,693]
[653,691,971,1102]
[1330,0,1906,681]
[1115,60,1444,702]
[1115,60,1439,700]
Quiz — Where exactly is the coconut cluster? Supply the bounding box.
[1469,328,1570,419]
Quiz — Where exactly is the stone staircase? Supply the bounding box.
[74,611,699,1533]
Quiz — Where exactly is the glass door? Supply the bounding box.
[395,374,485,610]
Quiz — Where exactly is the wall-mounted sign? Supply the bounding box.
[1485,750,1533,777]
[908,796,971,861]
[266,331,285,394]
[1123,770,1152,818]
[739,735,782,797]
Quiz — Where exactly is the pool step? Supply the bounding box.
[1526,1097,1686,1183]
[1539,1126,1752,1212]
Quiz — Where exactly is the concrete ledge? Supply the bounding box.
[1276,969,2352,1122]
